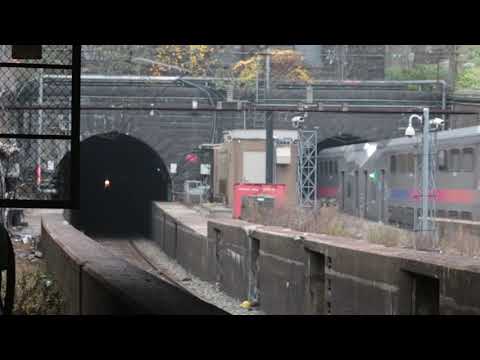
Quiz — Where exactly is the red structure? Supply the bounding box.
[233,183,286,219]
[35,164,42,186]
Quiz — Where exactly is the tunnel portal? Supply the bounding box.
[58,132,170,236]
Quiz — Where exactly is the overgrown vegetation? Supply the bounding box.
[456,48,480,90]
[148,45,312,93]
[385,64,448,82]
[11,261,64,315]
[242,203,480,258]
[151,45,221,77]
[366,223,413,248]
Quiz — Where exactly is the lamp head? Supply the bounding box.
[430,117,445,128]
[405,125,416,137]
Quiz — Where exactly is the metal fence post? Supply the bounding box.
[266,111,274,184]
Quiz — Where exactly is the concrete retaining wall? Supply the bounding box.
[41,214,227,315]
[153,202,480,315]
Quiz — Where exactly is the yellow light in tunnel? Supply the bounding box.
[104,179,111,189]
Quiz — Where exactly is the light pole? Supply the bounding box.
[421,108,430,233]
[405,108,444,235]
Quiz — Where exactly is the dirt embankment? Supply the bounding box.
[8,209,64,315]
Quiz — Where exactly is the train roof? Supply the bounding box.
[319,125,480,157]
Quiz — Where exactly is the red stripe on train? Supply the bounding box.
[318,186,338,197]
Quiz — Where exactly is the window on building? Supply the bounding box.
[461,211,473,220]
[407,154,415,174]
[462,148,474,172]
[438,150,448,171]
[450,149,460,172]
[448,210,459,219]
[390,155,396,174]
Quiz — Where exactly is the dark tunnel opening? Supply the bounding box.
[317,133,368,152]
[56,131,170,237]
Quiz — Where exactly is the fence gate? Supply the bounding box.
[0,45,81,210]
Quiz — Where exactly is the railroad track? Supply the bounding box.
[91,234,261,315]
[93,236,195,294]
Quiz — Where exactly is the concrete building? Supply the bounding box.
[213,129,299,208]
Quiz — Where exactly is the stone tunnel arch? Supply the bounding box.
[317,133,369,152]
[56,131,170,236]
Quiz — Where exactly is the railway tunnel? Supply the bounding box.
[56,131,170,236]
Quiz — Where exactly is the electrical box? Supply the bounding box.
[276,146,291,165]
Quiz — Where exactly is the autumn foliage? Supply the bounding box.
[151,45,220,77]
[232,49,312,85]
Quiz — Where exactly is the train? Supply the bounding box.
[317,125,480,230]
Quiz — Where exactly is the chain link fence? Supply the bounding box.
[0,45,77,210]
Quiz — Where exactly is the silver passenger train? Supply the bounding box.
[317,125,480,229]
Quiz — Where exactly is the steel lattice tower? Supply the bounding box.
[297,129,318,208]
[414,110,439,248]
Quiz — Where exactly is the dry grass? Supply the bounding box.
[366,223,414,248]
[243,203,480,258]
[3,249,65,315]
[13,261,64,315]
[244,204,354,237]
[437,221,480,258]
[242,203,434,252]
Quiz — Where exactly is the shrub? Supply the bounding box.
[13,269,64,315]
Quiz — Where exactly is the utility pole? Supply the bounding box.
[265,51,271,97]
[421,107,430,232]
[447,45,458,93]
[37,70,43,190]
[265,111,274,184]
[264,45,274,184]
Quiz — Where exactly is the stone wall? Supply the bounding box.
[41,213,226,315]
[153,202,480,315]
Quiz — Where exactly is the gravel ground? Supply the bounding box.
[130,238,265,315]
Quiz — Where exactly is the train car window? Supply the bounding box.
[347,181,351,198]
[437,210,446,218]
[462,148,474,172]
[407,154,415,174]
[390,155,396,174]
[369,179,376,201]
[406,207,414,228]
[438,150,448,171]
[450,149,461,172]
[448,210,459,219]
[319,161,323,176]
[418,208,435,218]
[328,160,333,175]
[398,154,407,174]
[398,207,405,226]
[334,160,338,175]
[461,211,473,220]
